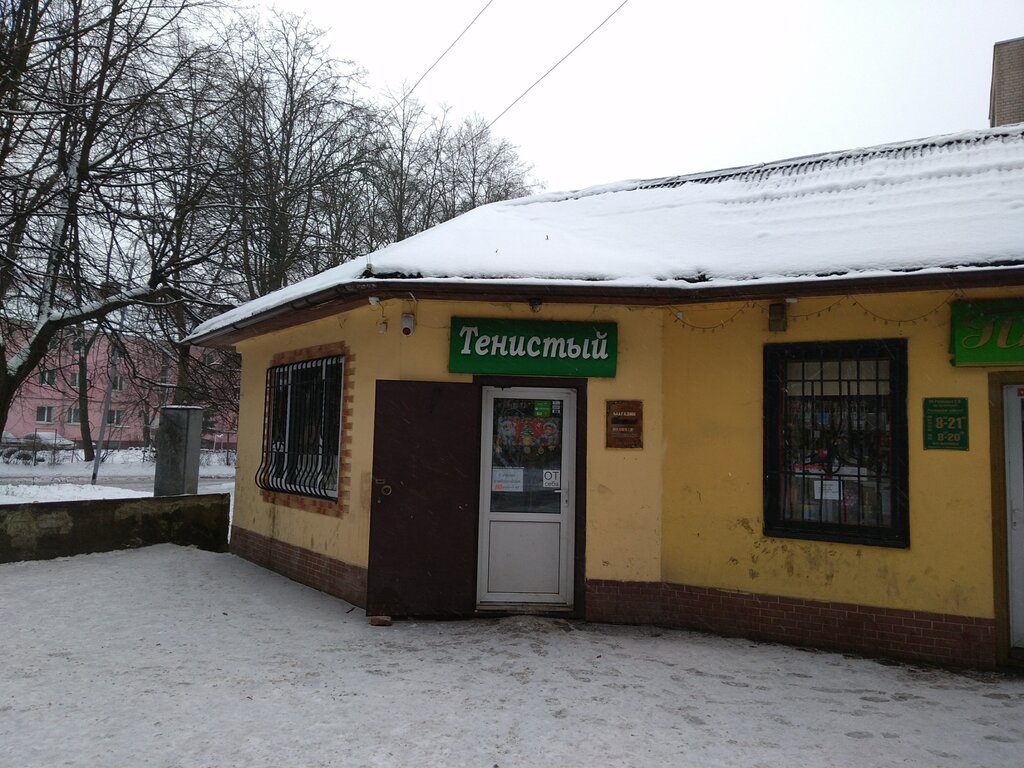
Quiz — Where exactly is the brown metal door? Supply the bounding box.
[367,380,481,616]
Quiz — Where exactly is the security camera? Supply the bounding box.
[401,313,415,336]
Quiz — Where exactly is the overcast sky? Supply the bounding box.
[265,0,1024,193]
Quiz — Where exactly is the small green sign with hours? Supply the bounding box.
[923,398,969,450]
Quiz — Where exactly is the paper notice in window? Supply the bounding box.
[815,479,841,500]
[542,470,561,489]
[492,467,524,492]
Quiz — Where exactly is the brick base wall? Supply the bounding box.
[230,526,367,609]
[586,579,997,668]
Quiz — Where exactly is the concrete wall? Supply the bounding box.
[0,494,229,563]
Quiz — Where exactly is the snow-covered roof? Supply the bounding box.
[190,125,1024,344]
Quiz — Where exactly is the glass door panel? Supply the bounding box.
[489,396,565,515]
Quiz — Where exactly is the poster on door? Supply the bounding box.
[492,398,562,470]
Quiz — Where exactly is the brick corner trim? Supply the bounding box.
[231,526,367,608]
[586,579,997,668]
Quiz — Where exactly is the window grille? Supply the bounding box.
[256,355,344,500]
[764,340,908,546]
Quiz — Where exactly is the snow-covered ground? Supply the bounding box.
[0,482,154,503]
[1,545,1023,767]
[0,448,235,503]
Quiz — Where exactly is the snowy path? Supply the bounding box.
[2,545,1023,767]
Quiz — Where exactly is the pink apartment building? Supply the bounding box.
[3,332,237,450]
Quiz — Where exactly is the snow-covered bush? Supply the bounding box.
[12,450,38,465]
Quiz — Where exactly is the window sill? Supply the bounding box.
[763,524,909,548]
[260,487,343,518]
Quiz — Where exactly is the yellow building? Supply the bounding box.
[190,126,1024,667]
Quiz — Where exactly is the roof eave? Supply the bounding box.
[188,265,1024,348]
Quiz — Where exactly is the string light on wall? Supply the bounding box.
[669,304,751,332]
[849,293,958,326]
[668,292,960,332]
[788,296,848,320]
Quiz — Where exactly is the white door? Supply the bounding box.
[1005,385,1024,649]
[478,387,575,607]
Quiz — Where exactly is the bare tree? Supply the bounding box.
[450,116,532,212]
[215,11,371,300]
[0,0,223,430]
[367,95,434,247]
[366,97,533,248]
[1,3,535,436]
[71,324,102,460]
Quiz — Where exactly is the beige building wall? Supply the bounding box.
[661,288,1024,620]
[232,287,1023,621]
[232,299,665,581]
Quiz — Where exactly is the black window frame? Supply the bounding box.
[255,355,344,501]
[763,339,909,547]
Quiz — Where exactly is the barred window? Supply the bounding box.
[256,355,344,500]
[763,340,908,546]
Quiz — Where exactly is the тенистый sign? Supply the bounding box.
[449,318,618,377]
[950,300,1024,366]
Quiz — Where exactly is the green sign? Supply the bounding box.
[950,300,1024,366]
[449,318,618,377]
[923,397,969,450]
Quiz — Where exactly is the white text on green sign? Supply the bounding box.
[449,318,618,377]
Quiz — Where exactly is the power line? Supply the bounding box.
[390,0,496,113]
[486,0,631,131]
